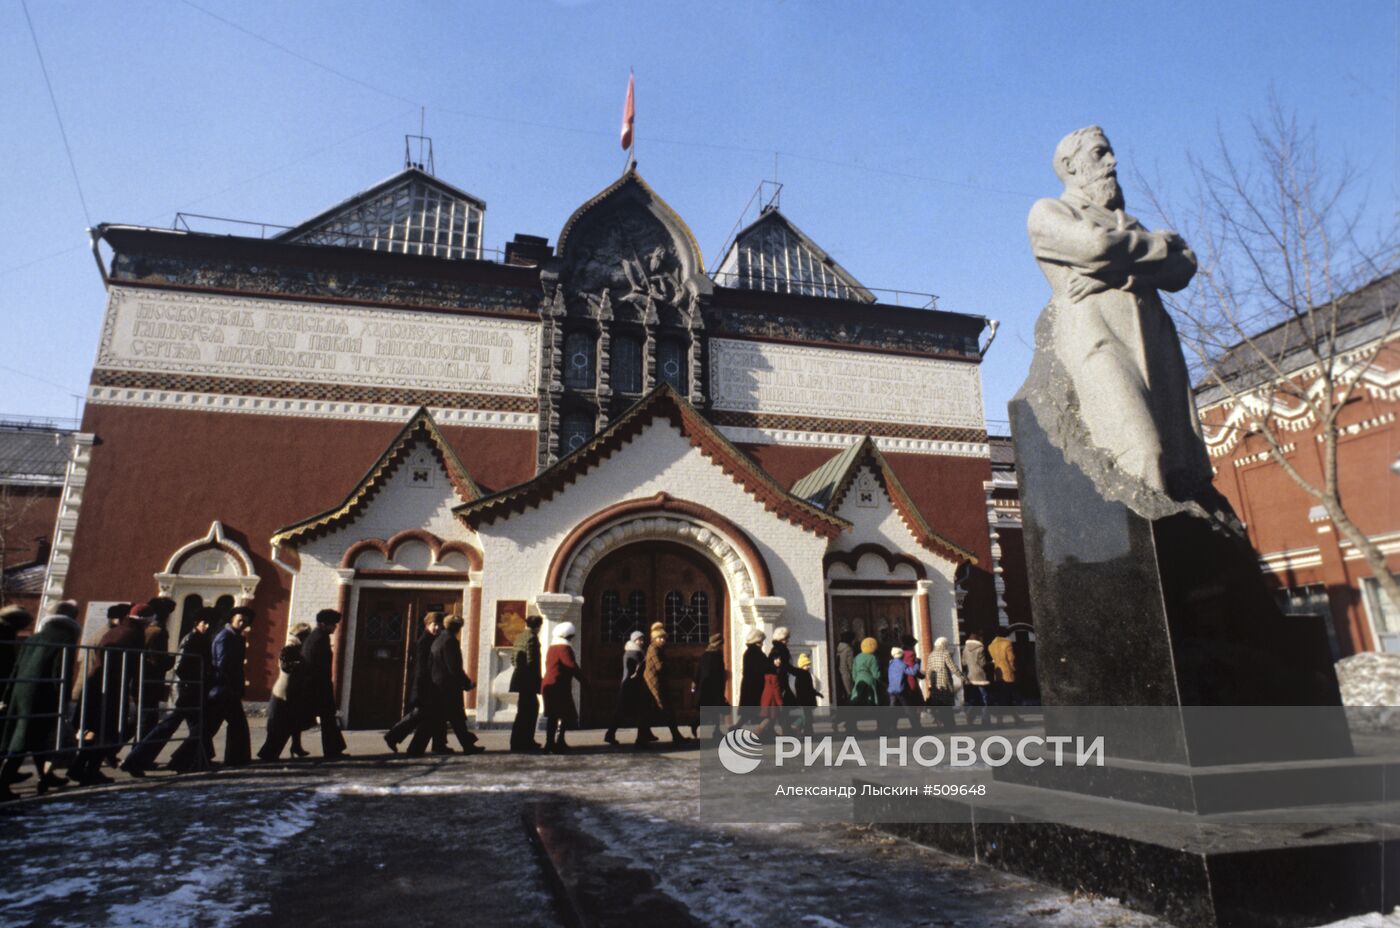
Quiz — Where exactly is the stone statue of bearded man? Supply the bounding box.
[1024,126,1213,503]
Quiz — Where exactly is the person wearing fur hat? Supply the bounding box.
[507,615,544,754]
[0,602,81,799]
[642,624,688,745]
[127,609,214,775]
[206,606,255,767]
[789,652,822,736]
[302,608,348,759]
[604,630,651,747]
[849,637,881,707]
[767,627,796,705]
[69,601,147,785]
[540,622,580,753]
[927,637,962,728]
[138,598,177,737]
[961,633,992,726]
[693,632,727,740]
[430,614,482,755]
[736,627,768,726]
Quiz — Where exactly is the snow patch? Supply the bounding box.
[317,782,517,797]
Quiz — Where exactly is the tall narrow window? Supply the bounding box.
[560,410,594,453]
[563,332,595,389]
[613,334,643,394]
[657,338,687,393]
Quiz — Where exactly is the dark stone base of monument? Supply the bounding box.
[861,784,1400,928]
[1008,391,1351,765]
[994,748,1394,814]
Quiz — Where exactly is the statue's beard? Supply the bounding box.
[1081,174,1124,211]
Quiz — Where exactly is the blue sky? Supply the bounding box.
[3,0,1396,428]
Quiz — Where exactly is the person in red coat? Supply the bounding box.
[540,622,579,753]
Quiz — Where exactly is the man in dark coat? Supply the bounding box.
[127,610,212,775]
[0,605,34,695]
[388,612,444,755]
[508,615,543,753]
[69,604,147,785]
[0,603,80,799]
[207,607,254,767]
[302,609,348,758]
[137,599,176,738]
[429,614,482,753]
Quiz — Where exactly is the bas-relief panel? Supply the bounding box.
[98,286,539,397]
[708,338,985,430]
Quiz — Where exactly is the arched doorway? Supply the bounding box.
[579,541,726,728]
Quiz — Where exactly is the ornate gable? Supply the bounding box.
[792,436,975,564]
[271,408,481,550]
[457,384,848,539]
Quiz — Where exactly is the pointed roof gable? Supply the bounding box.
[792,436,976,564]
[715,207,875,303]
[455,385,847,539]
[556,168,705,277]
[271,408,481,549]
[276,168,486,260]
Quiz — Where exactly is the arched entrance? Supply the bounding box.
[579,541,727,728]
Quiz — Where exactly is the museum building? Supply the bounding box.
[43,163,997,727]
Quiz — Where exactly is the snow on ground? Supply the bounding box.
[0,783,324,928]
[1337,652,1400,706]
[2,736,1389,927]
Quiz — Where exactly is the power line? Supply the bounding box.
[180,4,1039,203]
[178,0,420,109]
[20,0,92,227]
[0,364,81,396]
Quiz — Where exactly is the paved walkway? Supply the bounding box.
[0,722,1163,927]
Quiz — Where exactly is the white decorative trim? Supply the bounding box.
[555,511,764,621]
[154,521,261,601]
[708,337,985,429]
[717,425,988,458]
[1259,546,1323,573]
[99,286,539,395]
[86,385,538,429]
[1341,530,1400,561]
[38,433,93,617]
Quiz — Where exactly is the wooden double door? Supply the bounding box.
[579,542,726,728]
[829,595,915,696]
[349,588,454,729]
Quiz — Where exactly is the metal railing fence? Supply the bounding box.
[0,639,205,765]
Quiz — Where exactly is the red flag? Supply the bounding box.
[620,71,635,151]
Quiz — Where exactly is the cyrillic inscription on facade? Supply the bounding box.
[708,338,984,429]
[97,287,539,396]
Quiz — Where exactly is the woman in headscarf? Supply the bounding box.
[642,623,688,744]
[849,637,881,707]
[767,627,796,704]
[604,630,649,747]
[693,632,727,741]
[540,622,580,753]
[927,636,962,728]
[737,628,767,727]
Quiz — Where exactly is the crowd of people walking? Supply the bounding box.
[0,590,1028,801]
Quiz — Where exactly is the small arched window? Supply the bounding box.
[657,339,687,393]
[563,332,595,389]
[613,334,643,394]
[560,410,594,453]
